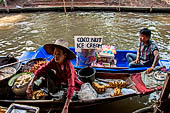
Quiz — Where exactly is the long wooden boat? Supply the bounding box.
[18,46,170,73]
[0,72,162,112]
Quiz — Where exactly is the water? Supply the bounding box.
[0,12,170,113]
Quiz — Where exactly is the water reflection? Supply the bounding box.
[0,12,170,113]
[0,12,169,58]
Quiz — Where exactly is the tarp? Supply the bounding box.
[131,67,167,94]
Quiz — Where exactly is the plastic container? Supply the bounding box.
[78,49,96,66]
[77,67,96,83]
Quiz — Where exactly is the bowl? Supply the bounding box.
[8,72,33,96]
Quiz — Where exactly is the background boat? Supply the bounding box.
[19,46,170,73]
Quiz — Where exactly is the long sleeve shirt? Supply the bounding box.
[34,58,83,99]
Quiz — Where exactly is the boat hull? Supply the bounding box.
[0,72,137,111]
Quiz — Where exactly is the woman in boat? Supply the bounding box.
[26,39,83,113]
[126,28,160,74]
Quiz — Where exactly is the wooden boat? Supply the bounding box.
[18,46,170,73]
[0,55,21,71]
[0,72,162,112]
[0,56,22,98]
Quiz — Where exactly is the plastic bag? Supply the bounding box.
[78,83,97,100]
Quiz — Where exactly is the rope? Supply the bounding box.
[154,104,162,113]
[153,100,164,113]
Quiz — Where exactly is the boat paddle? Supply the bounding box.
[0,59,31,69]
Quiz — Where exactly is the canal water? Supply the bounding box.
[0,12,170,113]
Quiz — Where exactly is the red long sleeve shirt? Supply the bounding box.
[34,58,83,99]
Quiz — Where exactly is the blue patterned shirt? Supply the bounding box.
[139,40,159,64]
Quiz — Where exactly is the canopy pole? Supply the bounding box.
[71,0,74,11]
[118,0,120,12]
[3,0,9,13]
[63,0,67,15]
[76,53,79,66]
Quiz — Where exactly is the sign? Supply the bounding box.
[74,36,103,52]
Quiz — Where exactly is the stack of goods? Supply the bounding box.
[28,61,46,73]
[99,45,116,57]
[22,58,47,73]
[92,80,126,97]
[91,45,116,67]
[108,81,126,97]
[14,73,32,88]
[0,106,7,113]
[92,82,107,93]
[32,90,47,100]
[78,49,96,66]
[0,67,16,81]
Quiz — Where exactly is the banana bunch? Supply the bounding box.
[0,106,7,113]
[108,81,126,88]
[110,87,122,97]
[92,81,126,95]
[32,90,47,100]
[92,82,107,93]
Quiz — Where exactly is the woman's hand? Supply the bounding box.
[61,106,68,113]
[61,97,71,113]
[26,84,33,99]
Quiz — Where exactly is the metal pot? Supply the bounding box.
[77,67,96,83]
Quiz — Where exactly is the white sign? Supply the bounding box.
[74,36,103,52]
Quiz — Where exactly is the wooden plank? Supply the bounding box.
[154,72,170,113]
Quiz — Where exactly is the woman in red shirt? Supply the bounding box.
[26,39,83,113]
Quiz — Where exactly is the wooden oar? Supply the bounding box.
[0,59,31,69]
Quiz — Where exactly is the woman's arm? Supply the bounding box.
[62,60,76,113]
[26,59,54,99]
[26,75,37,99]
[61,97,71,113]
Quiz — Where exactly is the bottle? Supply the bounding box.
[34,77,44,87]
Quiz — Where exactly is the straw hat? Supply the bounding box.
[44,39,75,60]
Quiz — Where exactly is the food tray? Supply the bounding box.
[6,103,39,113]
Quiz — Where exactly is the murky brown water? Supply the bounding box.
[0,12,170,113]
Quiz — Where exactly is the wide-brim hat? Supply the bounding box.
[44,39,75,60]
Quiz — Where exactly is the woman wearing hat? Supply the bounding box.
[26,39,83,113]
